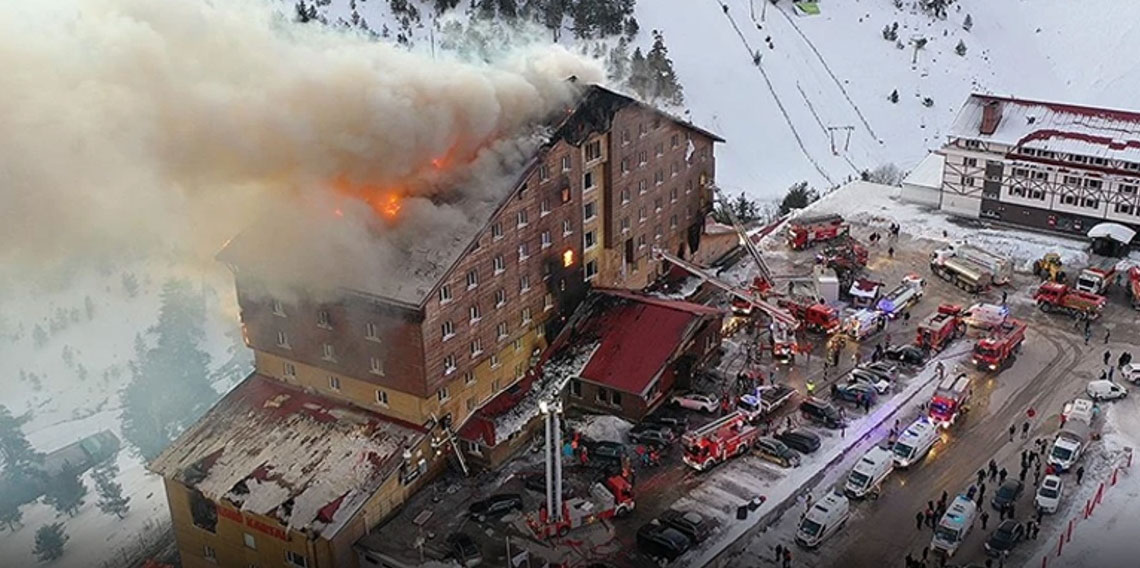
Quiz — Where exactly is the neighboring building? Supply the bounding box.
[900,153,944,207]
[157,84,721,568]
[938,93,1140,240]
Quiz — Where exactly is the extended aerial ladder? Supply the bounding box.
[714,193,817,298]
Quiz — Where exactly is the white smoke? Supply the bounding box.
[0,0,604,292]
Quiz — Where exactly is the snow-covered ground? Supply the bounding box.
[0,262,250,567]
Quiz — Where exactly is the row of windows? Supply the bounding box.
[277,340,384,375]
[269,301,381,342]
[1017,145,1140,172]
[202,544,307,567]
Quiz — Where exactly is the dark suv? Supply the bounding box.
[468,494,524,522]
[800,398,845,429]
[637,521,692,562]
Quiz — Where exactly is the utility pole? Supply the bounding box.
[826,126,855,155]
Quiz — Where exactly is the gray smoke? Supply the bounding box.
[0,0,603,292]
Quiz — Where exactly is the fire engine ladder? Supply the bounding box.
[715,193,818,298]
[431,412,469,476]
[653,248,800,329]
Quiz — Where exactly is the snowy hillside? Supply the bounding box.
[303,0,1140,198]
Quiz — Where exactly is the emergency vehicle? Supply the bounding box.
[1034,282,1106,319]
[843,308,886,342]
[777,296,841,334]
[914,304,965,353]
[972,319,1026,371]
[877,275,925,319]
[929,374,971,428]
[681,412,761,471]
[531,476,634,538]
[787,214,849,250]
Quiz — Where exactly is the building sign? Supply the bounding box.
[218,506,290,542]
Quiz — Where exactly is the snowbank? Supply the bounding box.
[570,415,632,444]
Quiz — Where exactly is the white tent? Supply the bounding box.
[1087,222,1136,244]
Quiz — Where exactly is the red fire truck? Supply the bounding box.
[972,319,1027,371]
[531,476,635,538]
[1033,282,1106,320]
[914,304,965,353]
[929,373,971,428]
[682,411,761,471]
[777,296,841,334]
[1127,266,1140,310]
[787,214,850,250]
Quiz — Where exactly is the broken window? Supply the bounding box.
[189,489,218,533]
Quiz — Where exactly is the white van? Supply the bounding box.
[845,447,894,499]
[795,492,851,549]
[1087,380,1128,401]
[1048,421,1092,472]
[892,418,939,468]
[931,495,977,557]
[1063,398,1096,426]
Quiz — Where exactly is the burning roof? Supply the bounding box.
[149,373,426,537]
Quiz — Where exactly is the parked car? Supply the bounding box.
[446,533,483,566]
[659,509,713,544]
[636,521,692,562]
[585,441,627,468]
[1086,379,1128,401]
[800,398,845,429]
[885,344,926,365]
[1035,475,1064,514]
[860,361,899,382]
[644,415,689,434]
[775,430,822,454]
[629,424,676,447]
[848,368,891,394]
[1123,362,1140,385]
[991,479,1024,511]
[469,494,524,522]
[754,437,801,468]
[832,382,879,405]
[984,520,1024,557]
[671,392,719,413]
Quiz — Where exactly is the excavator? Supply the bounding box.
[1033,252,1066,283]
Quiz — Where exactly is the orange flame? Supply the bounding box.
[330,176,404,221]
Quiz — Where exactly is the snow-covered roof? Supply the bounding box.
[149,373,426,538]
[902,153,945,189]
[949,94,1140,162]
[1088,222,1136,244]
[488,341,599,444]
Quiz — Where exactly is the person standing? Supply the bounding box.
[999,468,1008,483]
[1105,329,1111,344]
[774,543,784,563]
[1022,421,1030,440]
[1077,465,1086,484]
[1008,424,1016,442]
[1105,350,1112,365]
[977,469,986,486]
[916,510,925,531]
[977,482,986,504]
[981,510,990,529]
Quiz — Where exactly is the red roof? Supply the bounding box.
[579,291,721,395]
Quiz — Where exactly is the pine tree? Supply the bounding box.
[606,37,630,83]
[955,39,967,56]
[498,0,518,19]
[33,523,68,562]
[0,405,42,476]
[92,461,130,519]
[645,30,684,105]
[475,0,496,19]
[963,14,973,31]
[43,465,87,517]
[542,0,566,41]
[434,0,460,13]
[888,89,900,103]
[33,324,48,349]
[294,1,312,23]
[779,182,820,215]
[0,493,22,532]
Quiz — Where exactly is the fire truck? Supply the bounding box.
[877,275,925,319]
[933,243,1014,286]
[681,411,761,471]
[914,304,965,353]
[1033,282,1106,320]
[1074,259,1119,295]
[843,308,886,342]
[816,234,869,288]
[787,214,850,250]
[777,296,840,334]
[531,475,635,538]
[929,250,992,293]
[972,319,1027,371]
[1128,266,1140,310]
[929,373,971,428]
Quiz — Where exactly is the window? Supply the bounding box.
[964,157,978,167]
[585,140,602,162]
[1084,179,1103,190]
[328,376,340,391]
[1070,154,1089,164]
[520,274,531,293]
[621,188,631,204]
[517,184,528,199]
[562,219,573,236]
[276,331,289,348]
[585,230,597,249]
[469,304,482,323]
[272,300,286,317]
[654,225,663,240]
[670,187,678,202]
[655,142,664,157]
[492,222,503,240]
[466,269,479,289]
[638,123,646,137]
[376,389,388,406]
[439,285,453,304]
[515,363,525,379]
[638,179,647,194]
[204,545,217,563]
[1120,184,1138,195]
[1032,171,1048,181]
[611,391,622,406]
[364,322,379,341]
[516,209,529,227]
[443,355,457,375]
[470,339,483,357]
[671,134,679,148]
[653,117,661,129]
[317,310,331,328]
[286,551,308,568]
[1061,194,1077,205]
[466,398,476,412]
[283,362,296,378]
[561,186,572,203]
[620,159,629,174]
[584,201,597,221]
[369,356,384,375]
[654,197,663,212]
[960,176,975,187]
[1012,168,1028,178]
[596,387,608,404]
[654,170,664,185]
[464,371,476,386]
[521,307,533,324]
[243,533,257,550]
[541,230,552,248]
[637,234,647,249]
[513,338,523,352]
[964,140,981,149]
[561,156,571,172]
[585,260,598,280]
[493,255,505,274]
[1064,175,1082,186]
[497,322,509,339]
[1115,203,1135,215]
[638,151,647,165]
[639,207,647,222]
[584,171,595,191]
[441,320,455,340]
[544,293,554,311]
[491,353,501,368]
[540,198,551,216]
[321,343,336,361]
[438,386,450,402]
[570,379,582,398]
[686,179,693,194]
[495,289,506,307]
[518,243,530,260]
[621,129,630,145]
[1082,198,1099,208]
[670,214,678,228]
[540,164,550,181]
[621,216,631,232]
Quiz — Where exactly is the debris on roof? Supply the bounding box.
[489,341,599,444]
[149,373,426,537]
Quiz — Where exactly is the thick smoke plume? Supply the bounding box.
[0,0,603,292]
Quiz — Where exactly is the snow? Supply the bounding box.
[902,152,945,189]
[1087,222,1136,244]
[491,343,599,444]
[570,415,632,444]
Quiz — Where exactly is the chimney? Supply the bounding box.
[980,100,1003,135]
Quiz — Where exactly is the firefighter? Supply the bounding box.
[806,380,816,396]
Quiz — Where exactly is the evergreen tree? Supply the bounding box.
[888,89,899,103]
[92,461,130,519]
[33,324,48,349]
[0,493,22,532]
[295,1,312,23]
[955,39,967,56]
[606,37,630,83]
[542,0,566,41]
[475,0,496,19]
[627,47,650,99]
[43,464,87,517]
[498,0,518,19]
[33,523,68,562]
[435,0,461,13]
[645,30,684,105]
[963,14,973,31]
[623,16,639,40]
[779,182,820,215]
[120,280,217,461]
[0,405,42,476]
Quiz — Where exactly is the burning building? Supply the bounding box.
[152,84,721,568]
